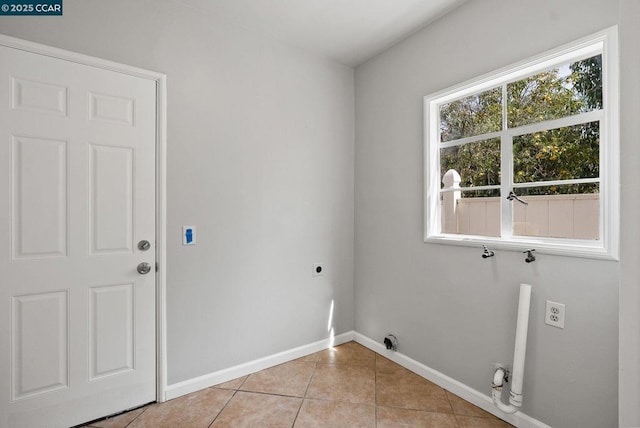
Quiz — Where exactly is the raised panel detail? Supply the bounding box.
[89,92,134,126]
[12,291,69,400]
[12,136,68,260]
[89,145,134,254]
[12,77,68,116]
[89,284,134,380]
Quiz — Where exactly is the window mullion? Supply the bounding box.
[512,178,600,188]
[598,117,606,251]
[440,131,503,149]
[509,110,603,137]
[500,83,513,239]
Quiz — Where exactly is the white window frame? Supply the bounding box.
[424,26,619,260]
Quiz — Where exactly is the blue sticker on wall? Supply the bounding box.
[0,0,62,15]
[183,226,196,246]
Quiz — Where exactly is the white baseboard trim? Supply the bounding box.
[164,331,354,401]
[164,330,550,428]
[353,332,551,428]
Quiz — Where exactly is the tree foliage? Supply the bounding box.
[439,87,502,142]
[440,55,602,196]
[570,55,602,109]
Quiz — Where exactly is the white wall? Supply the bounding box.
[354,1,629,427]
[0,0,355,385]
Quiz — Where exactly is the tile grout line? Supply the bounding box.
[122,405,149,428]
[444,389,462,428]
[445,390,463,428]
[291,360,319,427]
[374,354,378,428]
[443,388,456,415]
[237,374,250,390]
[453,413,462,428]
[302,361,318,398]
[235,389,309,399]
[365,345,378,427]
[207,387,239,427]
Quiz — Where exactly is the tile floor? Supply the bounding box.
[83,341,513,428]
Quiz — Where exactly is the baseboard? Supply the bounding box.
[164,330,550,428]
[164,331,354,401]
[353,332,551,428]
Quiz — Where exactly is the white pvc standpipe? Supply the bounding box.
[492,283,532,414]
[509,283,532,407]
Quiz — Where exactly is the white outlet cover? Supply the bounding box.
[545,300,565,329]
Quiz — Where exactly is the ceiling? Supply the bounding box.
[173,0,467,67]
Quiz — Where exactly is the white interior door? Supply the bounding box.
[0,44,157,428]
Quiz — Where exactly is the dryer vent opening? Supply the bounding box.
[383,334,398,351]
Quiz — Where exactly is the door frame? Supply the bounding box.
[0,34,169,403]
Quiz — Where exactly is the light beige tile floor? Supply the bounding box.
[83,341,514,428]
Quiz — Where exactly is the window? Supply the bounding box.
[424,27,619,259]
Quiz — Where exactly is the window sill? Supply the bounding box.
[425,234,618,261]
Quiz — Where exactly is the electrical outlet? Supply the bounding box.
[545,300,565,329]
[312,263,325,277]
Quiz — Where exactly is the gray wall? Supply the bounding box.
[4,0,640,426]
[0,0,355,385]
[618,0,640,426]
[354,1,630,427]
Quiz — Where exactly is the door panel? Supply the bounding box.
[12,77,68,116]
[12,136,68,260]
[12,291,69,400]
[0,44,156,428]
[89,92,134,126]
[89,283,134,380]
[89,144,134,254]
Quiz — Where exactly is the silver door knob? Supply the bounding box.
[138,240,151,251]
[137,262,151,275]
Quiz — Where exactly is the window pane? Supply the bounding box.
[440,138,501,188]
[440,192,501,237]
[513,122,599,184]
[569,55,603,110]
[439,87,502,142]
[512,184,599,240]
[507,54,602,128]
